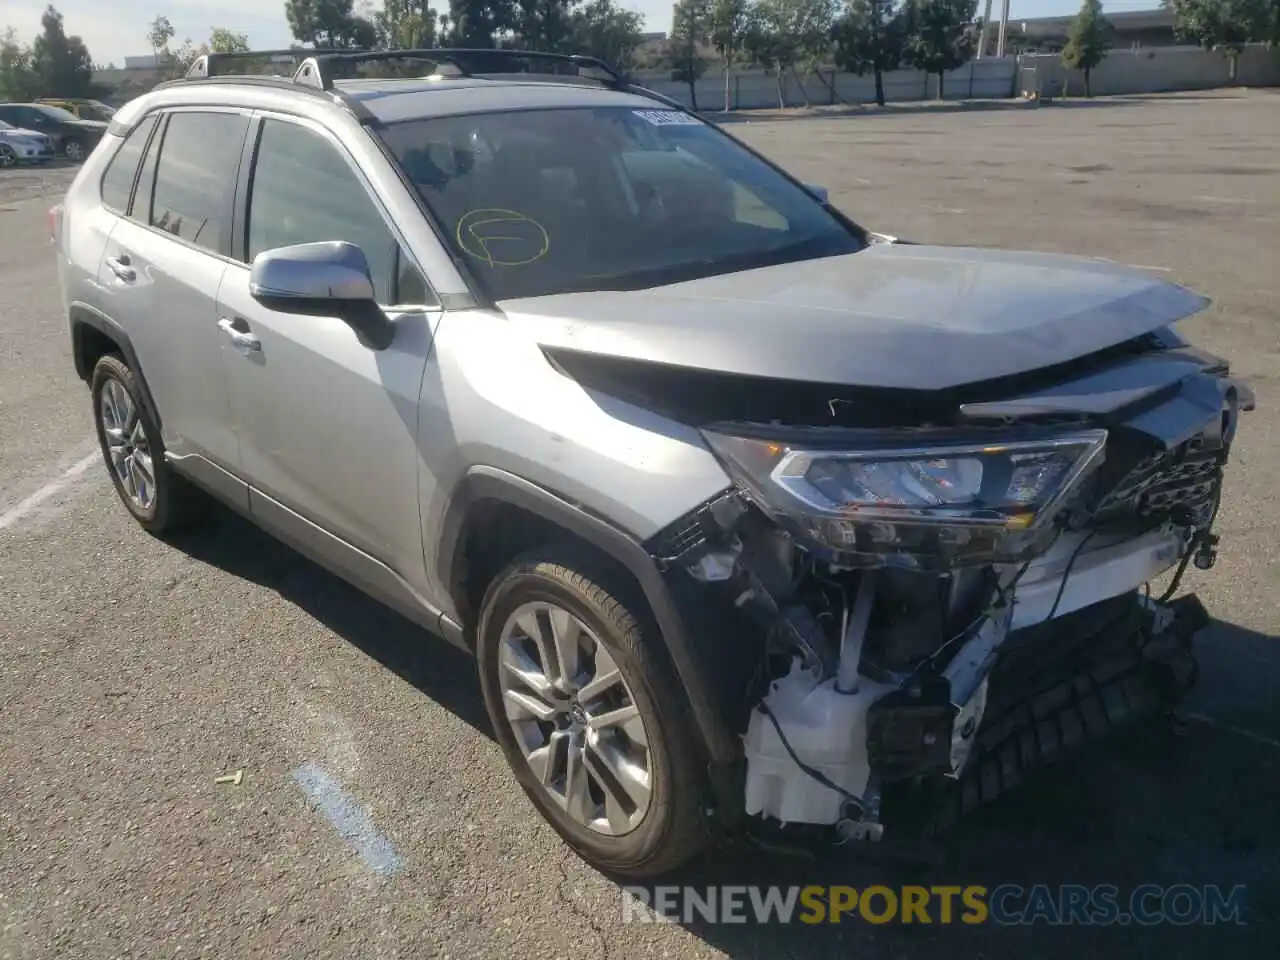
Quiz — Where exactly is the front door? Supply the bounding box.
[95,109,251,494]
[218,114,441,587]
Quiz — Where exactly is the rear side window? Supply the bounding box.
[99,115,158,213]
[147,111,249,254]
[246,118,431,306]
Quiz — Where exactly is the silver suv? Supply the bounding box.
[54,49,1251,878]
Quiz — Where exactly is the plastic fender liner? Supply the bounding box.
[68,302,163,431]
[435,466,740,766]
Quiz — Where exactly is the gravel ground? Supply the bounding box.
[0,90,1276,959]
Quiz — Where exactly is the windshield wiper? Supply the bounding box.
[558,236,857,294]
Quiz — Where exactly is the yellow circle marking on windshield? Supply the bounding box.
[456,208,550,266]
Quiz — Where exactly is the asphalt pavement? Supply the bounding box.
[1,91,1276,958]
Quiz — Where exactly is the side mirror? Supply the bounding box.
[804,183,829,204]
[250,241,394,350]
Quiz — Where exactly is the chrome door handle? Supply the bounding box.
[217,317,261,353]
[105,254,135,282]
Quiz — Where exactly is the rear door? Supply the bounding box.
[97,109,251,502]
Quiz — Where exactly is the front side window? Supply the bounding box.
[100,115,158,213]
[0,107,38,126]
[246,118,430,306]
[34,105,79,123]
[147,111,249,253]
[378,106,864,301]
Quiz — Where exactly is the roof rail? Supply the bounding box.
[290,48,626,93]
[185,48,348,81]
[173,47,689,117]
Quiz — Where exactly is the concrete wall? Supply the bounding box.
[1019,44,1280,98]
[634,59,1019,110]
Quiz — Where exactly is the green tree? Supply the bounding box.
[209,28,251,53]
[899,0,977,100]
[171,38,203,74]
[513,0,578,51]
[1060,0,1112,96]
[374,0,438,48]
[1168,0,1268,83]
[744,0,836,108]
[146,14,175,64]
[442,0,515,46]
[286,0,378,48]
[569,0,645,73]
[0,28,40,100]
[30,5,92,97]
[832,0,904,106]
[709,0,749,110]
[670,0,710,109]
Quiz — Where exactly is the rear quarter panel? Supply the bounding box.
[59,133,122,337]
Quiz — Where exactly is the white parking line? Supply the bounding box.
[1184,712,1280,752]
[1196,196,1252,205]
[292,762,405,878]
[0,451,100,532]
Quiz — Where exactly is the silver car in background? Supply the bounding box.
[0,119,54,166]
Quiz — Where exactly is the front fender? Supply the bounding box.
[436,465,739,765]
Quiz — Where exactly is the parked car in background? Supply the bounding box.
[36,98,117,123]
[0,103,106,162]
[0,119,55,166]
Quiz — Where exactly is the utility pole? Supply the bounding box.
[995,0,1010,58]
[977,0,993,60]
[871,0,886,106]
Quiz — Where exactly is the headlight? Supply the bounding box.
[701,427,1107,567]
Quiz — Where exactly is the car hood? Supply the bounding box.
[68,119,108,131]
[0,126,44,139]
[498,244,1208,391]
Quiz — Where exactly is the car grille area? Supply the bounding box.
[1087,429,1227,530]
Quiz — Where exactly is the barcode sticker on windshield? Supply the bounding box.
[633,109,701,126]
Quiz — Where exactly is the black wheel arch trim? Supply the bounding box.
[438,465,738,764]
[69,301,163,431]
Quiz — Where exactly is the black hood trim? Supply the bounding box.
[545,331,1168,429]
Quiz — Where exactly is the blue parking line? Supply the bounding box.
[292,762,405,878]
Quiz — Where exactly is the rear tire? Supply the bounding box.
[476,543,709,879]
[91,354,209,535]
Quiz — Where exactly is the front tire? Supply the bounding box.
[476,545,708,878]
[63,139,85,162]
[91,355,208,535]
[0,144,16,168]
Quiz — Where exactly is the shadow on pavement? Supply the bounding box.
[630,620,1277,958]
[169,510,1276,956]
[166,507,494,742]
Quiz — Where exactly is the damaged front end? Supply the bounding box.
[640,341,1253,850]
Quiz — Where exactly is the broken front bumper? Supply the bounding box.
[916,591,1207,837]
[641,337,1249,848]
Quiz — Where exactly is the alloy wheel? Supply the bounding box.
[0,145,15,168]
[498,601,653,836]
[64,140,84,162]
[99,379,155,512]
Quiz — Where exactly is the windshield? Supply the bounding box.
[35,105,79,122]
[379,106,864,301]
